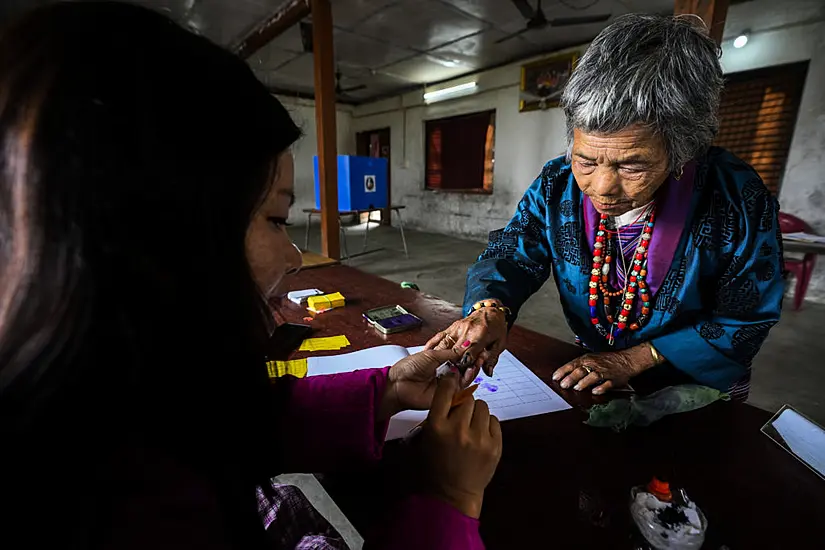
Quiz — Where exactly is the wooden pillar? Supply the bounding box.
[311,0,340,259]
[674,0,730,46]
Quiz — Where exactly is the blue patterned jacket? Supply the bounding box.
[463,147,784,394]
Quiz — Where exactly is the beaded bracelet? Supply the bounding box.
[471,299,512,319]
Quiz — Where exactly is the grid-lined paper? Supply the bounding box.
[385,348,571,440]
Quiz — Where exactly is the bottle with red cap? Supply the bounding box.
[629,475,707,549]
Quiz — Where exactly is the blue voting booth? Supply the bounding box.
[313,155,388,211]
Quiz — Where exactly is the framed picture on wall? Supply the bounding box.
[519,52,578,112]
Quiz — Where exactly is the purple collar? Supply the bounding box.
[583,161,696,297]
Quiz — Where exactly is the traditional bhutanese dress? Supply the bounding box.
[464,147,784,399]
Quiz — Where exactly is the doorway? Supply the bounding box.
[356,128,391,225]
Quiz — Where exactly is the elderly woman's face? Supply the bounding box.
[571,124,670,216]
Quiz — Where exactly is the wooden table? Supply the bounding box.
[783,238,825,255]
[302,205,409,259]
[279,265,825,549]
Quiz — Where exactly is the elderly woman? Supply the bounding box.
[428,14,783,400]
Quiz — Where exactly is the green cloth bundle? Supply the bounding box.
[586,385,730,430]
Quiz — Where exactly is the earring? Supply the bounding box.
[674,165,684,181]
[286,242,303,275]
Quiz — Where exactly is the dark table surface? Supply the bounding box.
[278,265,825,549]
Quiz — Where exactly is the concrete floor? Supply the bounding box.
[291,222,825,426]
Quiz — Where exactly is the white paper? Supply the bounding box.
[287,288,323,305]
[772,408,825,478]
[306,345,410,376]
[306,345,571,441]
[783,232,825,244]
[385,350,571,440]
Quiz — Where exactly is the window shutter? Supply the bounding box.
[714,62,808,194]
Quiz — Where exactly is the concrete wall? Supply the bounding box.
[349,0,825,301]
[276,96,355,215]
[350,49,575,241]
[719,0,825,302]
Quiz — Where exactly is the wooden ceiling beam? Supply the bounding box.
[233,0,310,59]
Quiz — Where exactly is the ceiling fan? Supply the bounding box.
[335,67,366,96]
[496,0,611,44]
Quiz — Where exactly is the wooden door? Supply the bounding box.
[356,128,391,224]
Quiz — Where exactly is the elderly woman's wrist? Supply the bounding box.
[472,306,507,327]
[619,344,660,375]
[469,299,511,325]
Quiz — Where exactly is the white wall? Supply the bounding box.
[351,47,578,241]
[350,0,825,301]
[776,27,825,302]
[717,0,825,302]
[276,96,355,215]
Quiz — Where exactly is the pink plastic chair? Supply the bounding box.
[779,212,817,310]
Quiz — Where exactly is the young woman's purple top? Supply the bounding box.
[104,367,484,549]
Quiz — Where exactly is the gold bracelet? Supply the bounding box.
[649,343,664,365]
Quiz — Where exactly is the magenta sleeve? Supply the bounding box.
[366,494,484,550]
[275,367,391,473]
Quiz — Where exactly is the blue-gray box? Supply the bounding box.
[314,155,388,211]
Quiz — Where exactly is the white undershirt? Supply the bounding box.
[613,201,653,228]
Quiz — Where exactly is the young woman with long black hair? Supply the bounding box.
[0,3,500,548]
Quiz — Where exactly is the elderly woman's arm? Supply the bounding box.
[557,187,784,396]
[650,197,784,394]
[425,164,556,374]
[462,168,553,319]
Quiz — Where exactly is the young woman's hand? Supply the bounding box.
[380,348,478,420]
[420,372,502,519]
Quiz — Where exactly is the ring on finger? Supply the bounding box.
[442,333,456,346]
[582,365,593,375]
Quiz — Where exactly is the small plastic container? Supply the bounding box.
[629,478,707,550]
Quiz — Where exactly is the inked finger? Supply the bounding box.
[484,340,505,376]
[460,364,481,388]
[458,343,484,372]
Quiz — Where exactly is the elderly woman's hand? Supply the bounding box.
[552,343,661,395]
[424,308,508,376]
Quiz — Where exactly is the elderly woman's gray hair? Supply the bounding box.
[560,14,723,172]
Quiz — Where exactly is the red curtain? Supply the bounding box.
[426,110,493,191]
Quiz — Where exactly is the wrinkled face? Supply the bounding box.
[571,125,670,216]
[245,151,302,298]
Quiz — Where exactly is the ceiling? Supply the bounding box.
[0,0,676,103]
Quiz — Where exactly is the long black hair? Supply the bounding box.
[0,2,301,545]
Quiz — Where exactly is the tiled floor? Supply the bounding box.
[290,222,825,426]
